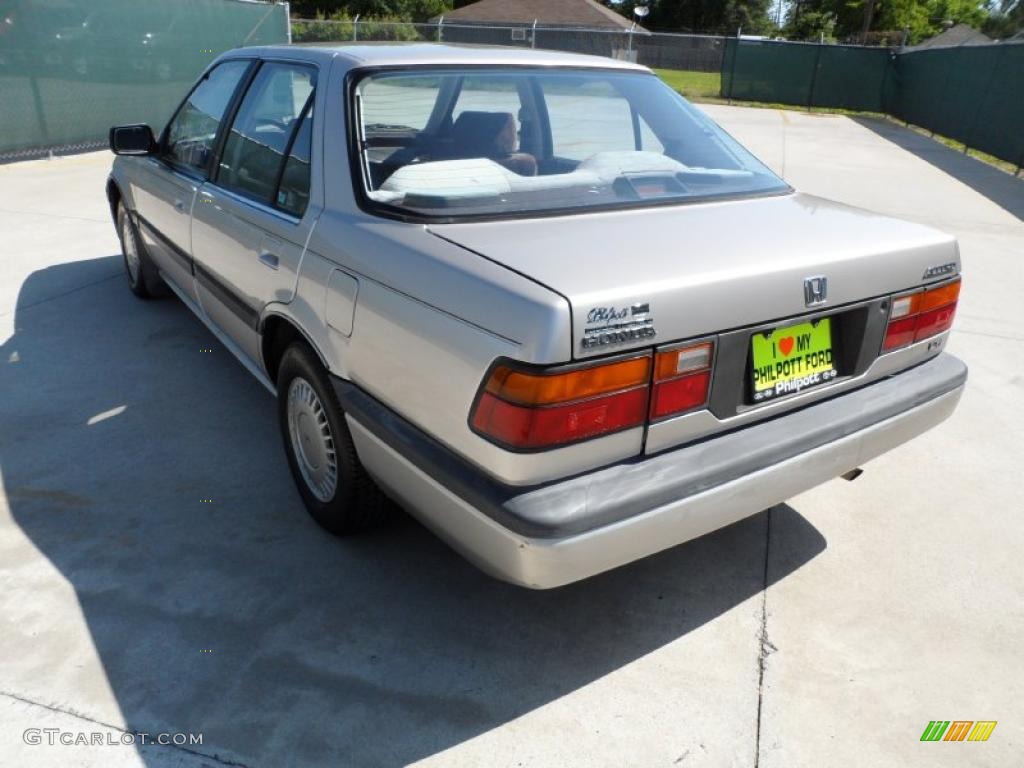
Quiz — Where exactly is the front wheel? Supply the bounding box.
[116,203,164,298]
[277,343,389,535]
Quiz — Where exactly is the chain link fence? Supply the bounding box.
[291,19,726,73]
[0,0,289,162]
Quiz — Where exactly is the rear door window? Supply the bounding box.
[217,62,315,206]
[276,105,314,217]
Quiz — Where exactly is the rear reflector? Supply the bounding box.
[883,278,960,351]
[650,341,714,420]
[471,355,651,450]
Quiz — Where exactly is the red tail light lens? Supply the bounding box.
[915,302,958,340]
[650,341,713,420]
[883,315,917,350]
[471,356,651,450]
[883,278,960,351]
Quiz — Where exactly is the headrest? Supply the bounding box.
[451,111,517,156]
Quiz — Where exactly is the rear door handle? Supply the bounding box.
[258,251,279,270]
[173,199,186,213]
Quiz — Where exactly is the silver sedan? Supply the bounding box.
[106,44,966,588]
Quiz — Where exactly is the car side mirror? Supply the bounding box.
[109,124,156,156]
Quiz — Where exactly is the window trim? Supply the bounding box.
[158,57,258,182]
[271,92,315,218]
[207,58,318,220]
[345,65,794,225]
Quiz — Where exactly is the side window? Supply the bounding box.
[217,62,315,205]
[164,60,250,175]
[451,76,524,123]
[359,75,441,132]
[276,105,313,217]
[543,79,636,161]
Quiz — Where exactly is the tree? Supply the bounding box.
[783,0,997,43]
[982,0,1024,37]
[602,0,776,34]
[289,0,451,22]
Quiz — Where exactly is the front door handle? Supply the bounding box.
[173,199,186,213]
[258,251,279,270]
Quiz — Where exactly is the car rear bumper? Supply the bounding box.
[335,353,967,589]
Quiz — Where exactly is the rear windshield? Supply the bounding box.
[352,67,788,219]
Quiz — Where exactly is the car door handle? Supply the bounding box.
[258,251,279,270]
[173,199,186,213]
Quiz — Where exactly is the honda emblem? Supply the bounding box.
[804,276,828,306]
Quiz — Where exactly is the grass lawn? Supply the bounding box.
[653,68,722,101]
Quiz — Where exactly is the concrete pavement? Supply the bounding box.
[1,106,1021,767]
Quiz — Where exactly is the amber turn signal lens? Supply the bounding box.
[486,356,651,406]
[919,279,961,313]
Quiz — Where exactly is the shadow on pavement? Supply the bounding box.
[852,117,1024,222]
[0,257,827,767]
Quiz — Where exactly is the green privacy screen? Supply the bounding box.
[722,38,1024,168]
[722,38,891,112]
[0,0,289,159]
[888,43,1024,169]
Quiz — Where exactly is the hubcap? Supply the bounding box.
[121,217,141,284]
[287,377,338,502]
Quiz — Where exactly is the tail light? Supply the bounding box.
[650,341,713,420]
[470,355,651,450]
[883,278,960,351]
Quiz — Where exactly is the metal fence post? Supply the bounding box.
[353,14,359,42]
[807,38,824,112]
[437,16,444,42]
[532,19,537,49]
[725,33,740,103]
[284,1,292,44]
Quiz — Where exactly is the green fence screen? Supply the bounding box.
[0,0,289,159]
[722,38,1024,168]
[888,43,1024,169]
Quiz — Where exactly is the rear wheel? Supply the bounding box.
[116,203,164,298]
[277,343,389,534]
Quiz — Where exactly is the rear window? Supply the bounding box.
[353,67,787,219]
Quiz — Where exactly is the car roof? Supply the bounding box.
[226,42,650,73]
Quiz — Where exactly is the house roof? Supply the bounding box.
[436,0,639,30]
[908,23,991,50]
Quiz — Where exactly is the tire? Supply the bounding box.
[116,203,165,298]
[277,342,389,535]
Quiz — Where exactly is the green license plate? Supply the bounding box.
[750,318,837,402]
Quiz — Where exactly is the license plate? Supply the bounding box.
[750,318,837,402]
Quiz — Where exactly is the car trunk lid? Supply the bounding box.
[428,192,958,359]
